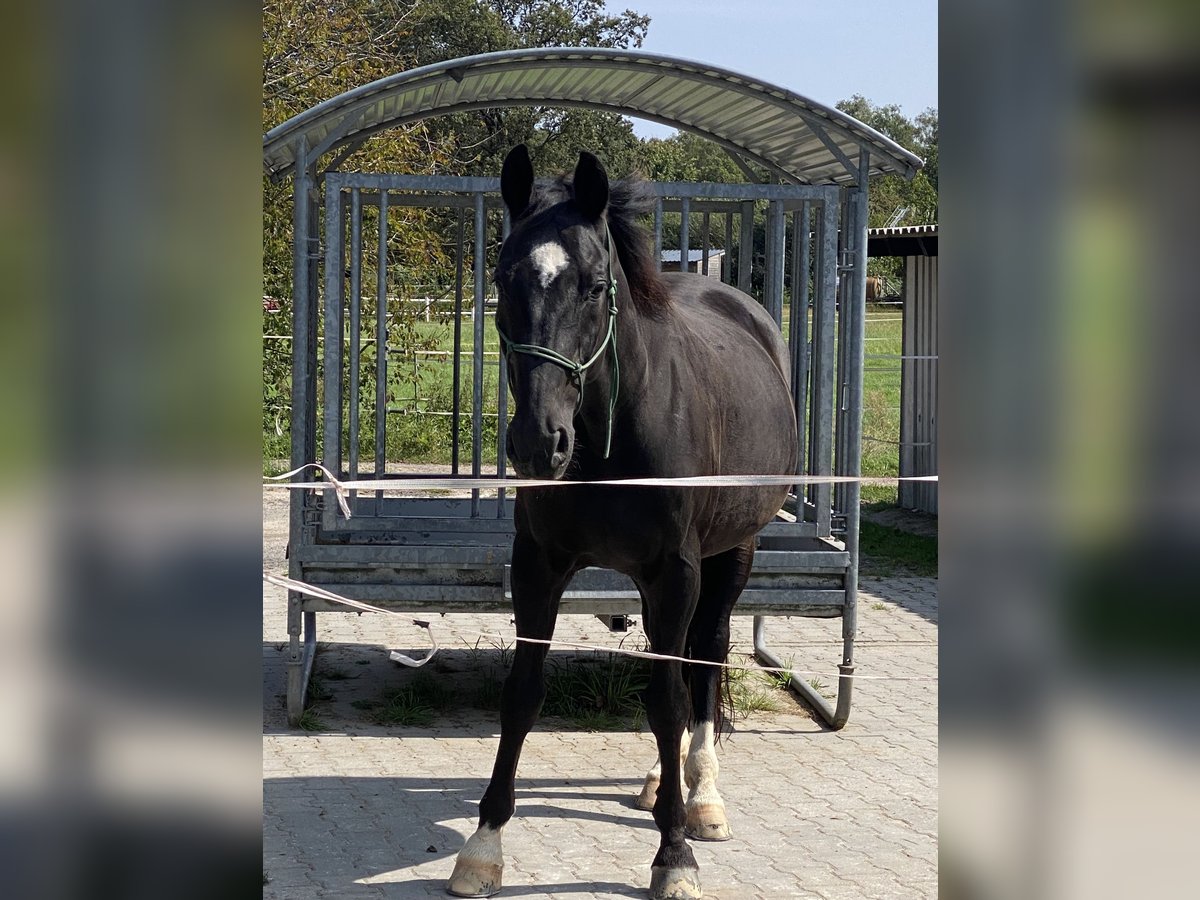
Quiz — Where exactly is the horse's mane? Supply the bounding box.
[527,173,673,318]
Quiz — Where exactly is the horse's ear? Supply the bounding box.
[573,151,609,219]
[501,144,534,219]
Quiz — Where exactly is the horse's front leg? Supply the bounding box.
[446,534,573,898]
[639,547,703,900]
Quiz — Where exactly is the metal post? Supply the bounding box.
[723,213,733,283]
[451,208,464,475]
[738,200,753,294]
[321,177,345,533]
[653,198,663,271]
[701,210,711,276]
[348,188,362,505]
[811,194,838,536]
[837,150,871,725]
[679,196,690,275]
[790,203,811,490]
[767,200,785,326]
[834,191,852,519]
[374,191,389,510]
[752,616,845,729]
[471,191,485,517]
[288,138,311,576]
[287,138,313,726]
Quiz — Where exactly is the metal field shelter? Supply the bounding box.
[263,49,923,729]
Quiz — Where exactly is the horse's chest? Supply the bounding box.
[519,488,685,567]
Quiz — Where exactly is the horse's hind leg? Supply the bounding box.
[639,546,703,900]
[446,535,572,898]
[684,539,754,842]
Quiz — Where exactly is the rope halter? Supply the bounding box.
[495,226,621,459]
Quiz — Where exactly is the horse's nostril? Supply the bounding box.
[555,428,570,456]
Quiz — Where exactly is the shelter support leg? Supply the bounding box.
[286,593,317,727]
[752,615,853,730]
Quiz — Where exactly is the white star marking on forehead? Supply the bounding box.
[529,241,570,288]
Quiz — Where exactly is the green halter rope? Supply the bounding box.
[495,227,621,458]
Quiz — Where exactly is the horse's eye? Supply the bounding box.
[588,282,606,298]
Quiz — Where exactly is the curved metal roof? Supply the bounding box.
[263,48,922,186]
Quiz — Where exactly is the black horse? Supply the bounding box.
[447,147,797,900]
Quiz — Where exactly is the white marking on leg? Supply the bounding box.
[685,722,718,794]
[447,824,504,897]
[636,729,689,810]
[684,721,731,840]
[529,242,569,288]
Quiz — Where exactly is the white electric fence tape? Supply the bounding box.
[265,573,936,683]
[266,463,938,521]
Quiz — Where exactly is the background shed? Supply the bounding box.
[867,225,937,514]
[660,248,726,278]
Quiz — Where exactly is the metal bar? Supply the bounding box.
[348,188,362,501]
[767,200,785,325]
[497,211,511,518]
[791,204,811,492]
[653,198,663,271]
[701,211,711,276]
[738,201,753,294]
[286,139,312,725]
[321,179,345,533]
[358,192,509,211]
[678,196,690,274]
[841,151,870,695]
[308,110,366,164]
[288,139,311,578]
[812,196,838,535]
[723,213,733,283]
[471,192,485,517]
[806,120,861,184]
[452,209,465,475]
[328,172,834,201]
[722,147,764,183]
[752,616,849,729]
[834,191,851,518]
[318,135,367,178]
[374,191,389,508]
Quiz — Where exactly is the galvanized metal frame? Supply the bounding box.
[272,54,911,730]
[263,49,921,185]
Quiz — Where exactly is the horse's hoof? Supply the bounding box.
[649,865,702,900]
[634,777,659,811]
[446,858,503,897]
[685,802,732,841]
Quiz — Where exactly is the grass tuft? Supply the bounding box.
[296,709,327,732]
[371,675,455,726]
[726,666,783,717]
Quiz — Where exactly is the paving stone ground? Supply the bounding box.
[263,491,937,899]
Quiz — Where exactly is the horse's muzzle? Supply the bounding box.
[506,421,572,479]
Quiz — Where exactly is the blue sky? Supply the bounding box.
[621,0,938,138]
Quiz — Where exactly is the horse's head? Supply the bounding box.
[496,145,619,479]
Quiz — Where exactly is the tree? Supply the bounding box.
[395,0,652,177]
[835,95,938,228]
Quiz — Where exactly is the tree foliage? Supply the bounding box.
[836,94,938,227]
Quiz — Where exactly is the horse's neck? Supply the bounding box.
[575,296,659,458]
